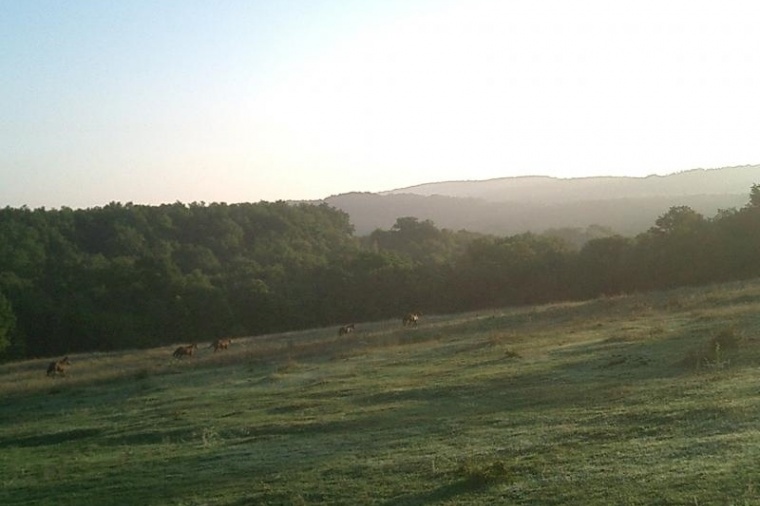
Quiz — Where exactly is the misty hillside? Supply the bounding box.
[382,165,759,203]
[324,165,758,235]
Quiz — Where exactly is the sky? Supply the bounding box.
[2,0,760,208]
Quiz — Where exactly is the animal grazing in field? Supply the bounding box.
[402,312,421,327]
[173,343,199,358]
[210,338,232,352]
[46,356,71,377]
[338,324,355,336]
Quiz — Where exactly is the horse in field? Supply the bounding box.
[402,312,421,327]
[46,356,71,377]
[338,324,355,336]
[173,344,198,358]
[210,338,232,352]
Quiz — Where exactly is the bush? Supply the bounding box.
[679,327,743,370]
[709,327,741,352]
[456,459,511,487]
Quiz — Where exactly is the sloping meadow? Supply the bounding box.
[2,279,760,505]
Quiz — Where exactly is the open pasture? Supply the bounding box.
[3,281,760,505]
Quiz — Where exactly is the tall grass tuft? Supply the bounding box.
[456,459,511,487]
[682,326,743,370]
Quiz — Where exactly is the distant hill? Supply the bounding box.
[323,165,759,235]
[381,166,759,202]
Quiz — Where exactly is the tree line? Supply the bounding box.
[1,185,759,360]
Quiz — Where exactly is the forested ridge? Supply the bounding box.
[326,166,757,235]
[1,185,759,360]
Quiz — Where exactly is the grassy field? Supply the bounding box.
[3,280,760,505]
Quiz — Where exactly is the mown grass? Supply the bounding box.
[3,280,760,505]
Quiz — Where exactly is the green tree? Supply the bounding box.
[747,183,760,209]
[0,291,16,357]
[711,183,760,280]
[637,206,711,288]
[577,236,634,296]
[650,206,706,237]
[453,233,573,308]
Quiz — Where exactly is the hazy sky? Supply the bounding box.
[3,0,760,208]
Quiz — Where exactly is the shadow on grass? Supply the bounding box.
[0,427,102,449]
[0,425,196,449]
[381,479,484,506]
[101,427,196,446]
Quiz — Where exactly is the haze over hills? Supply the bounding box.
[383,165,759,202]
[324,165,759,236]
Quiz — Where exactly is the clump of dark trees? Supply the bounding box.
[1,185,759,360]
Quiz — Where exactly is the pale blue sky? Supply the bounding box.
[2,0,760,208]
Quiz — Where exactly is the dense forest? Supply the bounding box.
[1,185,759,360]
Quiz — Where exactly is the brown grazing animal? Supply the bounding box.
[338,324,355,336]
[173,343,198,358]
[46,356,71,377]
[402,312,421,327]
[210,338,232,352]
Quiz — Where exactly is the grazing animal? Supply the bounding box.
[46,356,71,377]
[338,324,355,336]
[402,312,421,327]
[173,343,198,358]
[210,338,232,352]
